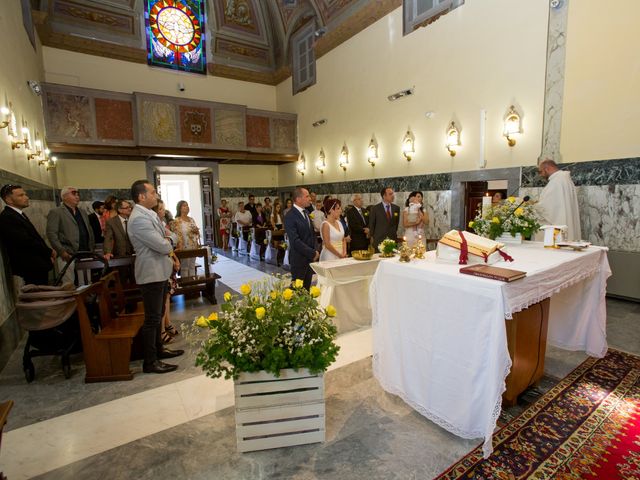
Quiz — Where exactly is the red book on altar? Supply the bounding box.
[459,264,526,282]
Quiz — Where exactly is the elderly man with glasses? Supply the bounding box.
[46,186,95,285]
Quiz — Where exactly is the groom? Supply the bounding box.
[369,186,400,249]
[284,187,319,290]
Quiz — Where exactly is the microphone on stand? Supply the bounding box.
[504,195,531,222]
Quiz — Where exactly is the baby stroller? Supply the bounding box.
[16,252,107,382]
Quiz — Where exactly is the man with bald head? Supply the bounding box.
[46,186,95,284]
[535,159,582,241]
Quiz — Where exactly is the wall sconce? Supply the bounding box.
[445,121,461,157]
[0,106,10,129]
[367,135,378,166]
[503,105,522,146]
[38,148,51,166]
[28,139,42,160]
[46,156,57,171]
[297,153,306,176]
[316,148,326,174]
[402,128,415,161]
[338,143,349,171]
[12,127,31,150]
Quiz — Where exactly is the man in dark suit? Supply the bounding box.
[88,201,104,244]
[103,199,134,259]
[284,187,319,290]
[0,184,56,285]
[345,193,369,252]
[368,186,400,250]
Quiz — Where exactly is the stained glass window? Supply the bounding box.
[145,0,206,74]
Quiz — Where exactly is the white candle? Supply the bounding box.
[482,195,491,217]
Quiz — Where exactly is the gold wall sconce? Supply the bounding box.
[28,139,42,160]
[316,148,326,174]
[0,106,10,129]
[46,156,57,171]
[338,143,349,171]
[12,127,30,150]
[38,148,51,166]
[402,128,415,161]
[445,121,461,157]
[503,105,522,146]
[297,153,306,176]
[367,135,378,166]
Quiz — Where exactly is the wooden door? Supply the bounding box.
[464,181,488,232]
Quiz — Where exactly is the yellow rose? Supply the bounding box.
[507,196,516,204]
[468,221,475,228]
[223,292,232,302]
[394,212,398,217]
[491,217,500,224]
[240,284,251,295]
[514,207,524,217]
[325,305,337,317]
[270,291,278,300]
[195,316,209,328]
[255,307,266,320]
[207,312,218,321]
[282,288,293,300]
[294,278,304,289]
[310,286,321,298]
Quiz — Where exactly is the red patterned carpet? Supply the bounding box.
[436,349,640,479]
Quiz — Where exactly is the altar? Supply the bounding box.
[370,242,610,457]
[311,257,381,334]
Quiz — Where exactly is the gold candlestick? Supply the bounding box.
[399,241,412,262]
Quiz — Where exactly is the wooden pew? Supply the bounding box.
[106,255,143,314]
[174,248,221,304]
[74,271,144,382]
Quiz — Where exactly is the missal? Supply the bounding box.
[438,230,505,258]
[459,264,526,282]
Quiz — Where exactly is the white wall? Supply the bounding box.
[219,164,279,188]
[56,159,147,188]
[276,0,549,186]
[42,47,278,111]
[0,0,54,186]
[561,0,640,162]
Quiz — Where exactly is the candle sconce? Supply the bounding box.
[297,153,306,176]
[0,106,10,130]
[28,138,42,160]
[46,156,58,171]
[367,135,378,166]
[12,127,31,150]
[38,148,51,166]
[338,143,349,171]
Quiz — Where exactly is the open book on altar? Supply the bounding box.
[437,230,507,265]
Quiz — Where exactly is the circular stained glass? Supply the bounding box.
[157,7,194,46]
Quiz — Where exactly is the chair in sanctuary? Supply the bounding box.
[264,230,278,266]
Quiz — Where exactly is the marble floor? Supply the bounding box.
[0,249,639,479]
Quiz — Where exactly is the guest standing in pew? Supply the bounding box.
[284,187,319,290]
[346,194,369,252]
[283,198,294,218]
[88,201,105,244]
[368,186,400,250]
[0,184,56,286]
[103,199,134,259]
[128,180,183,374]
[46,186,95,285]
[170,200,200,278]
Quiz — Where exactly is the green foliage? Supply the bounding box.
[194,276,340,379]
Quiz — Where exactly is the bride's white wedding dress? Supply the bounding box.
[319,220,345,261]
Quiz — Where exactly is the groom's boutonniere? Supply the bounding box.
[394,212,398,217]
[364,211,369,216]
[309,213,315,219]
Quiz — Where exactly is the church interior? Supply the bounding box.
[0,0,639,478]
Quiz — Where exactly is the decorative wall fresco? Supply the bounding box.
[246,114,270,148]
[180,105,212,144]
[45,93,93,139]
[271,118,297,150]
[95,98,134,141]
[221,0,258,30]
[141,101,177,143]
[54,0,135,34]
[214,109,244,147]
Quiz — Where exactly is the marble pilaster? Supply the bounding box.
[540,0,570,162]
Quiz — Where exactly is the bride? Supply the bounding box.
[319,198,347,261]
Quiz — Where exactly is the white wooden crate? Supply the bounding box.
[234,369,325,453]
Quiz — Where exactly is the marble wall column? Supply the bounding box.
[540,0,570,162]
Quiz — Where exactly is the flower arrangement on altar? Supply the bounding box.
[469,196,540,240]
[194,276,340,379]
[378,238,397,256]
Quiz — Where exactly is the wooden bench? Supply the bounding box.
[174,248,221,304]
[106,255,143,314]
[74,270,144,382]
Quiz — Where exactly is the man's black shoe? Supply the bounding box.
[158,348,185,359]
[143,360,178,374]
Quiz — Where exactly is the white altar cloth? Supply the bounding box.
[370,242,611,457]
[311,257,381,333]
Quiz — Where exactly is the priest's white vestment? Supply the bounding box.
[535,170,582,240]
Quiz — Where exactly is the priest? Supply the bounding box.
[535,159,582,241]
